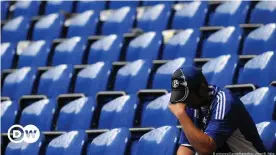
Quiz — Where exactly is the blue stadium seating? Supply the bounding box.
[13,1,41,17]
[109,1,139,9]
[256,121,276,152]
[2,16,30,43]
[74,62,110,96]
[126,32,162,61]
[201,26,241,58]
[162,29,200,60]
[102,7,135,35]
[1,42,15,69]
[17,40,51,68]
[172,1,208,29]
[1,1,9,20]
[37,64,72,98]
[52,37,86,66]
[1,100,18,132]
[76,1,105,13]
[88,34,123,63]
[202,55,238,87]
[20,99,56,131]
[114,60,151,93]
[46,130,87,155]
[98,95,138,129]
[242,23,276,55]
[142,1,174,6]
[45,1,73,15]
[87,128,130,155]
[250,1,276,24]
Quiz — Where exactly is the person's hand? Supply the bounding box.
[168,103,187,119]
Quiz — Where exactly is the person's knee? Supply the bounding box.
[177,145,194,155]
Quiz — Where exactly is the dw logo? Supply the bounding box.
[8,124,40,143]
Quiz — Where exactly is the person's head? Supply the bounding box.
[169,66,210,109]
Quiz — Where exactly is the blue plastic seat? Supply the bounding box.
[202,55,238,87]
[20,99,56,131]
[76,1,105,13]
[37,64,72,98]
[126,32,162,61]
[142,1,174,6]
[87,128,130,155]
[88,34,123,63]
[13,1,41,17]
[137,4,171,32]
[45,0,73,15]
[2,16,30,43]
[152,57,193,91]
[99,95,138,129]
[17,40,51,68]
[256,121,276,152]
[32,13,64,41]
[163,29,199,60]
[102,7,135,35]
[209,1,249,26]
[1,1,9,20]
[250,1,276,24]
[109,1,139,9]
[135,126,179,155]
[242,23,276,55]
[201,26,241,58]
[172,1,208,29]
[66,10,99,38]
[2,67,36,100]
[1,43,15,69]
[46,130,87,155]
[1,100,18,132]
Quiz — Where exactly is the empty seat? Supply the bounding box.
[135,126,179,155]
[1,1,9,20]
[13,1,41,17]
[88,34,123,63]
[109,1,139,9]
[126,32,162,61]
[87,128,130,155]
[162,29,199,60]
[202,55,238,87]
[1,43,15,69]
[137,4,171,32]
[242,23,276,55]
[52,37,86,66]
[1,100,18,132]
[76,1,105,13]
[20,99,56,131]
[2,16,30,43]
[201,26,241,58]
[46,130,87,155]
[2,67,36,100]
[172,1,208,29]
[66,10,99,38]
[142,1,174,7]
[99,95,138,129]
[17,40,51,68]
[37,64,72,98]
[45,0,73,15]
[102,7,135,35]
[250,1,276,24]
[256,121,276,152]
[209,1,249,26]
[152,58,193,90]
[32,13,64,41]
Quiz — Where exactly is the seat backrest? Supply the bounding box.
[45,1,73,15]
[250,1,276,24]
[76,1,105,13]
[256,121,276,152]
[1,1,9,20]
[13,1,40,17]
[109,1,139,9]
[142,1,174,6]
[1,100,18,132]
[1,42,15,69]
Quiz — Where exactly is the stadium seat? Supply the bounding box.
[1,43,15,69]
[52,37,86,66]
[172,1,208,29]
[45,0,73,15]
[32,13,64,41]
[74,62,110,96]
[126,32,162,61]
[238,51,276,87]
[109,1,139,9]
[1,100,18,132]
[137,4,171,32]
[88,34,123,63]
[250,1,276,24]
[2,16,30,43]
[162,29,199,60]
[201,26,241,58]
[13,1,41,17]
[87,128,130,155]
[98,95,138,129]
[102,7,135,35]
[37,64,72,98]
[76,1,105,13]
[256,121,276,152]
[2,67,36,100]
[66,10,99,38]
[135,126,179,155]
[46,130,87,155]
[56,97,96,131]
[142,1,174,7]
[152,57,194,90]
[1,1,9,20]
[17,40,51,68]
[202,55,238,87]
[242,23,276,55]
[20,99,56,131]
[209,1,249,26]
